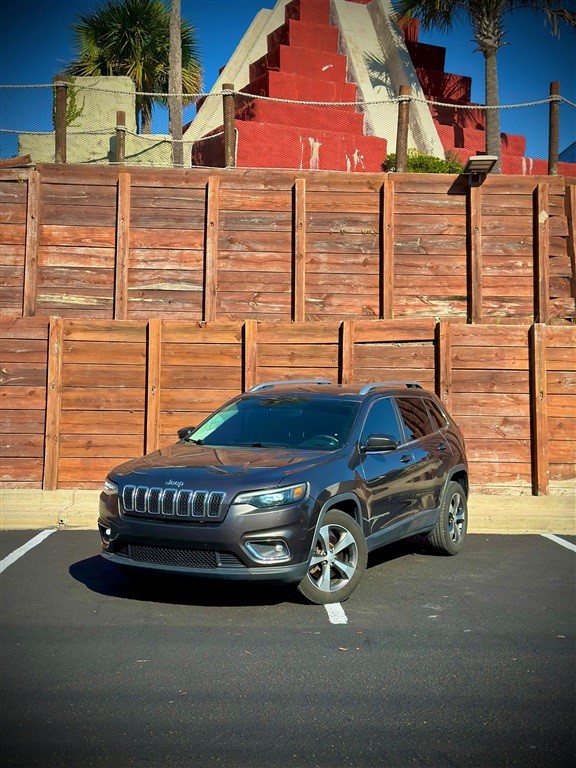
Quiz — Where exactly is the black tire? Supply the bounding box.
[427,481,467,555]
[297,509,367,604]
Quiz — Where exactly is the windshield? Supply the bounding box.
[187,396,359,450]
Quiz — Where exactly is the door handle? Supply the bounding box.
[400,454,413,463]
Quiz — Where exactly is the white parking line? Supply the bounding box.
[324,602,348,624]
[0,529,57,574]
[541,534,576,553]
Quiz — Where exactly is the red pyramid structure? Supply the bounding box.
[192,0,388,172]
[190,0,576,176]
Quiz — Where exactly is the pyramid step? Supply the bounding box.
[432,104,486,130]
[233,120,387,172]
[250,45,348,83]
[268,19,340,55]
[241,71,357,103]
[405,41,446,72]
[436,124,526,156]
[416,68,471,104]
[285,0,331,25]
[192,121,387,172]
[235,99,365,134]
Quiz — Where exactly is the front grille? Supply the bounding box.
[122,485,226,522]
[122,543,246,570]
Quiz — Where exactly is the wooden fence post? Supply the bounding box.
[530,323,549,495]
[340,320,355,384]
[548,81,560,176]
[54,75,67,164]
[395,85,410,173]
[381,178,394,319]
[243,319,258,391]
[534,182,550,324]
[565,182,576,303]
[467,184,483,323]
[436,320,453,413]
[204,176,220,321]
[293,177,306,322]
[145,318,162,454]
[114,172,131,320]
[115,111,126,164]
[43,316,64,490]
[23,170,40,317]
[222,83,236,168]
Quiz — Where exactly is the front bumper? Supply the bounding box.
[98,493,316,584]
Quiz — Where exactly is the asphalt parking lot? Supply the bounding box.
[1,529,574,768]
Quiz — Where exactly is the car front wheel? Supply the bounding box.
[297,509,367,604]
[427,481,467,555]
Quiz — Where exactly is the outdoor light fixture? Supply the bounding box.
[462,155,498,185]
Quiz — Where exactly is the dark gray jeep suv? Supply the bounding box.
[98,380,468,604]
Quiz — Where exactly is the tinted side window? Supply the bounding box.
[396,397,433,441]
[426,399,448,431]
[361,397,403,444]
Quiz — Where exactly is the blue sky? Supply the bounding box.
[1,0,575,159]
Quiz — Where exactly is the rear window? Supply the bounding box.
[396,397,433,441]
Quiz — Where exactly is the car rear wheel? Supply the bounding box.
[427,481,467,555]
[297,509,367,604]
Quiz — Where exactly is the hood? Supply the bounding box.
[109,442,335,491]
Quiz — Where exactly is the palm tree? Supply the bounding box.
[394,1,576,172]
[66,0,201,134]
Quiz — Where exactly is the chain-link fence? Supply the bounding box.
[1,81,574,172]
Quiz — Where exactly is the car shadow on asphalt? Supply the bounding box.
[69,555,295,607]
[69,535,433,607]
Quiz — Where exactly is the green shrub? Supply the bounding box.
[383,149,463,173]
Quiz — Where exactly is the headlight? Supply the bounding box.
[102,479,118,497]
[232,483,308,509]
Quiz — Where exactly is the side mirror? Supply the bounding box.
[360,434,400,453]
[177,426,196,440]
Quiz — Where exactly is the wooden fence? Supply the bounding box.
[1,317,574,495]
[1,165,574,324]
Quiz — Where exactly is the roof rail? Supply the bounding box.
[249,379,333,392]
[359,381,423,395]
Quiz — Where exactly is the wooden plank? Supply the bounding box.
[243,319,258,391]
[114,172,131,320]
[59,434,144,458]
[340,320,355,385]
[61,387,145,410]
[204,176,219,321]
[468,184,482,322]
[43,316,63,490]
[61,364,146,388]
[457,415,531,440]
[40,225,116,247]
[162,321,242,344]
[61,340,146,365]
[382,179,394,319]
[0,434,45,458]
[565,183,575,302]
[451,346,529,370]
[0,316,49,340]
[0,386,46,409]
[146,318,162,454]
[257,343,339,368]
[0,410,48,434]
[257,322,340,343]
[534,183,550,323]
[354,318,435,343]
[62,319,146,342]
[163,344,243,366]
[59,409,144,434]
[293,177,306,322]
[451,392,530,416]
[161,366,242,389]
[437,321,452,410]
[23,170,40,316]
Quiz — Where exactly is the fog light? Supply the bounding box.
[99,525,112,549]
[245,540,290,562]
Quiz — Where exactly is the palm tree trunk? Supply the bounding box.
[484,49,501,173]
[169,0,184,166]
